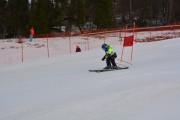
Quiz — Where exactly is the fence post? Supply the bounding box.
[133,22,136,43]
[125,25,127,37]
[119,31,122,45]
[173,26,176,37]
[47,34,50,58]
[150,28,151,39]
[69,32,72,53]
[120,46,124,63]
[21,37,23,62]
[87,35,89,50]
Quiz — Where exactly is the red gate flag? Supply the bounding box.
[123,35,134,47]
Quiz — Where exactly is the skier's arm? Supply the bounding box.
[102,55,106,61]
[102,53,110,61]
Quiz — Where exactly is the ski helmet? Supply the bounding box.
[101,43,107,49]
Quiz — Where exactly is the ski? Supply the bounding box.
[89,67,129,73]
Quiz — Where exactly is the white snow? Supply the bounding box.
[0,32,180,120]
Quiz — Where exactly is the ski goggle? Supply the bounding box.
[102,46,108,50]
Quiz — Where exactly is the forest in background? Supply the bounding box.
[0,0,179,38]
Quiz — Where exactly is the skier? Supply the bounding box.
[29,27,34,42]
[101,43,118,69]
[76,44,81,52]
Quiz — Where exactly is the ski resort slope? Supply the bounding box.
[0,38,180,120]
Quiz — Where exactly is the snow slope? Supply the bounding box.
[0,37,180,120]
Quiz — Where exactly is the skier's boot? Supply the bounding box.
[112,65,118,69]
[104,66,111,69]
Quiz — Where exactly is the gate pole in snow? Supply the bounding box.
[130,22,136,61]
[120,25,127,62]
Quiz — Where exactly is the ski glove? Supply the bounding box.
[102,54,109,61]
[102,56,106,61]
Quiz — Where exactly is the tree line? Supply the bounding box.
[0,0,179,38]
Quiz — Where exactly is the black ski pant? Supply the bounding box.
[106,57,117,67]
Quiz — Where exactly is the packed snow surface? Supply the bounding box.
[0,37,180,120]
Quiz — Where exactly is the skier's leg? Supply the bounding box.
[111,57,117,68]
[30,34,33,42]
[105,57,111,69]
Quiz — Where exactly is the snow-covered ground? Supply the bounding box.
[0,30,179,67]
[0,31,180,120]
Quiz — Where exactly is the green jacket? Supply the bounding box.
[104,45,113,58]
